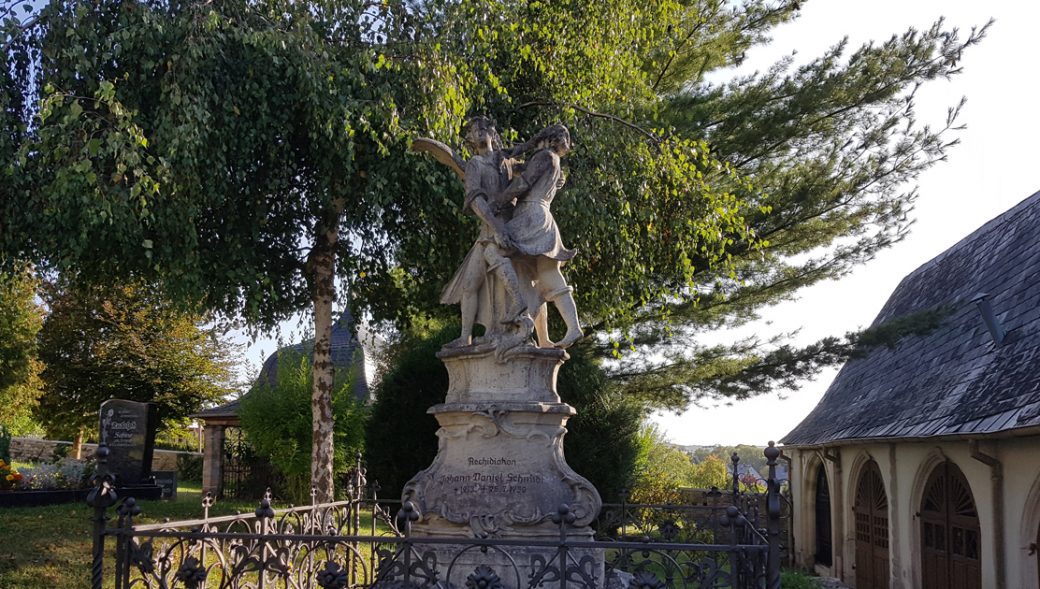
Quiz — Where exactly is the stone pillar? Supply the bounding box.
[402,345,603,589]
[202,425,225,498]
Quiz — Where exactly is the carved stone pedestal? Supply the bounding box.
[401,345,603,588]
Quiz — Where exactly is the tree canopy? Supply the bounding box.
[0,267,44,434]
[0,0,988,492]
[36,280,237,441]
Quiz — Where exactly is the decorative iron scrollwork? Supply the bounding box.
[174,556,207,589]
[316,560,349,589]
[129,540,155,575]
[466,565,504,589]
[627,570,667,589]
[657,519,679,541]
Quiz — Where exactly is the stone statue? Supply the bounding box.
[412,119,583,353]
[405,121,603,584]
[433,117,530,350]
[495,124,583,349]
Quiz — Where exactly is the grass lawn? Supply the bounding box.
[781,569,823,588]
[1,482,806,589]
[0,482,256,589]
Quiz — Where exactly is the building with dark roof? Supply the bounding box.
[781,190,1040,589]
[194,310,368,498]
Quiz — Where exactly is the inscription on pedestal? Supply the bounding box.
[437,456,545,496]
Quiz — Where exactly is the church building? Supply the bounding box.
[782,190,1040,589]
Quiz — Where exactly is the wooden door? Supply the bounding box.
[815,465,833,566]
[920,461,981,589]
[854,460,889,589]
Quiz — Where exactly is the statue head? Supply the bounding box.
[462,116,502,155]
[533,124,571,156]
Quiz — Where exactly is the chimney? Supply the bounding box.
[971,293,1005,346]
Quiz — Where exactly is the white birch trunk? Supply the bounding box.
[309,218,341,504]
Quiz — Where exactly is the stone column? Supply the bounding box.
[402,345,603,589]
[202,425,225,498]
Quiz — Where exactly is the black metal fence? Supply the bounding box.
[87,445,784,589]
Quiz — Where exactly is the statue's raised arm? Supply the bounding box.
[410,137,466,180]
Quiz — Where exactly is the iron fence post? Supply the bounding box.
[619,487,628,540]
[201,492,214,574]
[256,489,275,589]
[765,442,782,589]
[86,443,117,589]
[723,505,741,587]
[552,504,575,589]
[370,479,382,586]
[115,497,141,589]
[400,502,419,586]
[731,452,741,500]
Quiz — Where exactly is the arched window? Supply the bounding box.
[920,461,981,589]
[814,464,833,566]
[854,460,889,589]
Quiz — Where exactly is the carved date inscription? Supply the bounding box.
[437,456,545,496]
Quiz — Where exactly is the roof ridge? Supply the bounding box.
[899,190,1040,283]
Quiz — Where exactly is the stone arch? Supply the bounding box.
[917,459,981,589]
[802,455,836,570]
[801,451,831,568]
[845,451,881,508]
[849,456,890,589]
[908,448,950,588]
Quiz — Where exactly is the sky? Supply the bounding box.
[653,0,1040,446]
[235,0,1040,447]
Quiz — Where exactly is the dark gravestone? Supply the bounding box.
[153,470,177,500]
[99,399,158,486]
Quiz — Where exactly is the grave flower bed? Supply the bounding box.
[0,457,95,507]
[0,458,23,490]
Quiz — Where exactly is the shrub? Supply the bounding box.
[177,453,203,482]
[365,323,454,499]
[0,426,10,463]
[780,570,821,589]
[629,425,696,506]
[556,346,644,504]
[688,455,733,490]
[239,351,368,504]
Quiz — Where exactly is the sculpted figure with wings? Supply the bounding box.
[412,118,583,353]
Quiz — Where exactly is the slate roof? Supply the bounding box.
[195,310,368,421]
[783,190,1040,446]
[194,399,240,419]
[254,310,368,398]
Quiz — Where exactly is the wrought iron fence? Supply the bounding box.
[87,445,784,589]
[221,427,280,500]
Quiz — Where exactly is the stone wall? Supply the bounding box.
[10,437,199,473]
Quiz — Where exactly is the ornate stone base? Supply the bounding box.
[399,542,605,589]
[400,346,603,588]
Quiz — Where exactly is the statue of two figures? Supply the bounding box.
[414,118,584,358]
